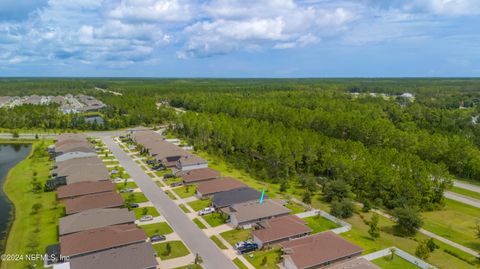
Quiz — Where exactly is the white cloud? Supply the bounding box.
[0,0,478,67]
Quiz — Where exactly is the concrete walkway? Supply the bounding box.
[101,137,237,269]
[444,191,480,208]
[454,180,480,193]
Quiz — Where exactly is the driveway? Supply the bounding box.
[444,191,480,208]
[453,180,480,194]
[101,137,237,269]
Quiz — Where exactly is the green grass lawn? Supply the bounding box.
[193,218,206,229]
[340,211,477,269]
[2,141,63,269]
[116,181,138,190]
[233,258,249,269]
[103,160,120,166]
[210,235,228,249]
[284,201,306,214]
[173,265,203,269]
[422,199,480,251]
[187,199,211,211]
[179,204,191,213]
[166,190,178,200]
[173,185,196,198]
[139,222,174,236]
[372,255,420,269]
[132,207,160,219]
[450,186,480,200]
[303,215,339,234]
[202,213,227,227]
[220,229,252,247]
[243,248,282,269]
[147,172,155,178]
[164,176,183,186]
[153,240,190,260]
[122,192,149,203]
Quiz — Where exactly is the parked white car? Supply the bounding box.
[198,207,215,216]
[139,215,154,222]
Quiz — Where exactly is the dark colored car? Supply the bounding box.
[164,173,175,179]
[150,234,166,242]
[129,203,139,208]
[170,182,183,187]
[237,243,258,254]
[146,160,156,165]
[152,165,165,171]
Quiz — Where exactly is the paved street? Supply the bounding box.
[454,180,480,194]
[101,136,237,269]
[444,191,480,208]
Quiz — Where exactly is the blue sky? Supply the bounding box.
[0,0,479,77]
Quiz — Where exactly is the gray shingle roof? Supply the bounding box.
[212,187,264,208]
[59,208,135,235]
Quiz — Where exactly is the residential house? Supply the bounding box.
[64,192,124,215]
[176,155,208,171]
[59,208,135,236]
[225,200,291,228]
[59,224,146,258]
[280,231,363,269]
[324,258,380,269]
[196,177,247,198]
[252,215,312,248]
[68,242,157,269]
[55,151,97,163]
[57,181,115,200]
[181,168,220,185]
[212,187,263,208]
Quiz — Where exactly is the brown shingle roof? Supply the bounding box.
[177,155,207,166]
[253,215,312,244]
[69,242,157,269]
[228,200,291,224]
[64,192,124,215]
[57,181,115,199]
[196,177,247,196]
[60,224,146,257]
[54,156,104,175]
[181,168,220,183]
[281,232,363,269]
[55,141,94,154]
[64,164,110,185]
[59,208,135,235]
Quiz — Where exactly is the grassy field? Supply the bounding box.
[166,190,178,200]
[195,150,479,269]
[139,222,173,236]
[210,235,228,249]
[303,215,339,234]
[121,192,148,203]
[243,248,281,269]
[179,204,191,213]
[116,181,138,190]
[450,186,480,200]
[372,255,420,269]
[153,240,190,260]
[220,229,251,247]
[193,218,206,229]
[132,207,160,219]
[173,186,196,198]
[233,258,249,269]
[1,141,64,269]
[202,213,226,227]
[284,202,305,214]
[422,199,480,251]
[188,199,211,212]
[173,265,202,269]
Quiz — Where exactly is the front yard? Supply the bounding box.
[132,206,160,219]
[173,185,196,198]
[139,222,173,236]
[153,241,190,260]
[243,248,282,269]
[220,229,252,247]
[187,199,211,212]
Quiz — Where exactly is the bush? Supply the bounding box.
[330,198,354,218]
[392,207,423,236]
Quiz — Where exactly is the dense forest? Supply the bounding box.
[2,78,480,209]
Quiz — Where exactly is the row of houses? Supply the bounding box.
[47,133,158,269]
[0,94,106,113]
[130,131,380,269]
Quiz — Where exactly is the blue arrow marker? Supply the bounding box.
[259,189,265,204]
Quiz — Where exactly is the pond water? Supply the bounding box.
[0,144,31,249]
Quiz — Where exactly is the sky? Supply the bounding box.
[0,0,479,77]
